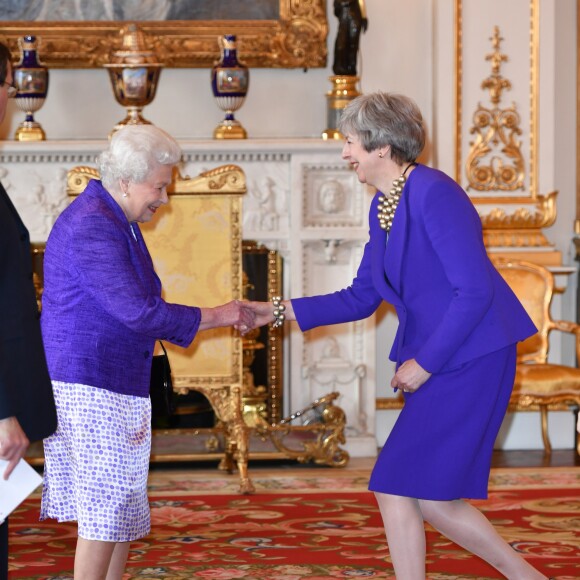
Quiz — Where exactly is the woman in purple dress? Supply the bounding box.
[40,125,255,580]
[249,92,549,579]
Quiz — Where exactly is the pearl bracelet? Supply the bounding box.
[271,296,286,328]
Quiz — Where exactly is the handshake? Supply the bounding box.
[199,297,292,335]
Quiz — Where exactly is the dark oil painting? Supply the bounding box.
[1,0,279,22]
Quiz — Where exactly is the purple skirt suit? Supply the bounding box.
[292,165,536,500]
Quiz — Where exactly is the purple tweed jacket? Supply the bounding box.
[292,164,537,374]
[41,179,201,397]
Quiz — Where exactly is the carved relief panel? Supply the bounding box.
[302,166,367,229]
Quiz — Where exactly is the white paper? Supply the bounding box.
[0,458,43,522]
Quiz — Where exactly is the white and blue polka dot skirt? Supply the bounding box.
[41,381,152,542]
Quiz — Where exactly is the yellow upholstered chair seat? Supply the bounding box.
[514,363,580,397]
[494,258,580,455]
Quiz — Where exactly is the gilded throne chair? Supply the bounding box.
[493,258,580,455]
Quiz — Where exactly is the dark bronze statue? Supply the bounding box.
[333,0,368,76]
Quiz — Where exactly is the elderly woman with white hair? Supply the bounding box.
[40,125,254,580]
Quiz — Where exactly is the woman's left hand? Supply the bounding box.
[391,359,432,393]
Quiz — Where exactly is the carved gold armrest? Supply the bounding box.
[67,166,100,196]
[550,319,580,363]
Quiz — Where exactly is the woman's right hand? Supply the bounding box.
[391,358,432,393]
[199,300,256,335]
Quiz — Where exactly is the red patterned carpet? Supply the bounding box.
[7,466,580,579]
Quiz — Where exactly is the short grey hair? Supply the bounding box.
[98,125,181,192]
[338,92,425,164]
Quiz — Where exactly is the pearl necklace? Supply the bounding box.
[377,163,416,232]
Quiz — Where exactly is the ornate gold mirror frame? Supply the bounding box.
[0,0,327,69]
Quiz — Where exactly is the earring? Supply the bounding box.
[378,152,384,158]
[120,180,129,198]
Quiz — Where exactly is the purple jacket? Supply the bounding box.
[41,180,201,397]
[292,164,536,374]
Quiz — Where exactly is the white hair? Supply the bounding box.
[98,125,181,192]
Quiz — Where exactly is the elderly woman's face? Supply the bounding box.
[121,163,173,223]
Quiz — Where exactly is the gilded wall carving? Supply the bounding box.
[466,27,525,193]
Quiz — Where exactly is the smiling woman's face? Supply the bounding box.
[120,163,173,223]
[341,132,382,188]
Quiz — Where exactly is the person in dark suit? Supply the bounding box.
[0,41,57,580]
[247,92,549,579]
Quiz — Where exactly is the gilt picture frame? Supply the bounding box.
[0,0,328,69]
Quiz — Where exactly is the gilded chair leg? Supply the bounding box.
[232,422,255,494]
[204,385,255,493]
[230,385,255,494]
[223,384,255,494]
[540,406,552,455]
[218,427,235,473]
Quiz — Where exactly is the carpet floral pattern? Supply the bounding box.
[8,467,579,579]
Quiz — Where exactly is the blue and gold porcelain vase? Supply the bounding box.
[13,35,49,141]
[211,35,249,139]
